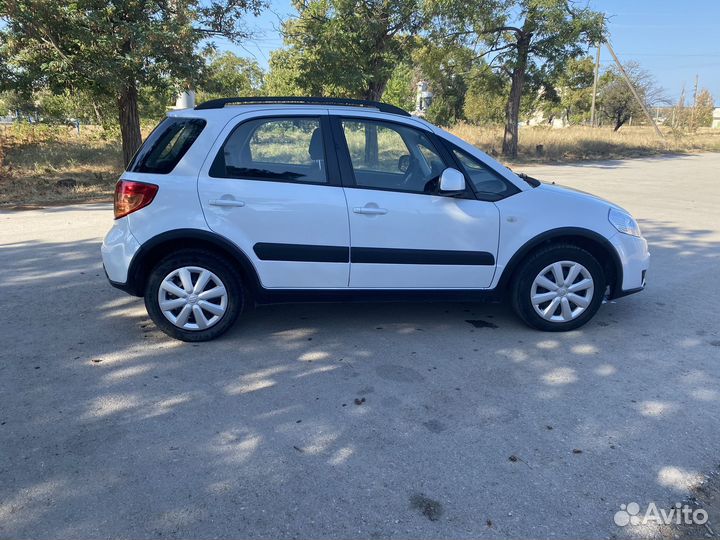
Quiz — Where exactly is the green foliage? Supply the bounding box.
[464,64,508,124]
[598,62,665,131]
[434,0,605,155]
[1,0,267,162]
[198,51,265,101]
[382,63,416,111]
[414,40,472,123]
[424,95,456,126]
[540,56,595,124]
[265,48,313,96]
[267,0,428,100]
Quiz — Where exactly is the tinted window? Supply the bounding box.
[130,117,206,174]
[210,117,327,184]
[341,119,448,194]
[452,148,519,200]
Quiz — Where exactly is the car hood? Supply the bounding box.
[536,182,627,213]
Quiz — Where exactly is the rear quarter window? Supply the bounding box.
[129,117,206,174]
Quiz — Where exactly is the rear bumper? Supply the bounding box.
[609,232,649,298]
[101,217,141,287]
[102,264,139,295]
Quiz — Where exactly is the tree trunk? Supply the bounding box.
[502,33,531,158]
[613,112,626,131]
[118,80,142,167]
[364,79,388,102]
[92,102,103,126]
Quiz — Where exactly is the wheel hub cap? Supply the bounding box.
[158,266,228,331]
[530,260,594,323]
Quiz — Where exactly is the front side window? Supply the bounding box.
[452,148,519,200]
[341,119,449,194]
[130,117,206,174]
[211,117,327,184]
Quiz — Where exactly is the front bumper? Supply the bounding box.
[609,232,650,298]
[101,217,141,286]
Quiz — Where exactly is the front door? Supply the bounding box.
[198,112,350,289]
[336,117,500,289]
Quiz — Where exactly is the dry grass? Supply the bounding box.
[2,122,720,207]
[0,124,123,207]
[448,123,720,164]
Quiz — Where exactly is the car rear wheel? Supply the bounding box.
[511,244,606,331]
[144,250,243,342]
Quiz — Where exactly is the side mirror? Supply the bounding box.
[398,154,410,172]
[439,168,466,193]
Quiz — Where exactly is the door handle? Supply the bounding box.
[209,199,245,207]
[353,206,388,215]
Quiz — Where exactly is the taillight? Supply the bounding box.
[114,180,158,219]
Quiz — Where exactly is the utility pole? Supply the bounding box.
[691,74,699,130]
[675,85,686,130]
[605,40,665,139]
[590,43,601,127]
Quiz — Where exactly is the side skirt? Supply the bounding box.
[252,288,503,305]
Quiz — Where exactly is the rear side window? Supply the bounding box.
[210,117,327,184]
[129,117,206,174]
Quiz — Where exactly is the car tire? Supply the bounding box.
[144,250,244,342]
[511,244,606,332]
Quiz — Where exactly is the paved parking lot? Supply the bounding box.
[1,154,719,539]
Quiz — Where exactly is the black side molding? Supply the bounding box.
[252,243,496,266]
[254,243,350,263]
[351,247,495,266]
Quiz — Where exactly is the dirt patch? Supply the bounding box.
[410,493,444,521]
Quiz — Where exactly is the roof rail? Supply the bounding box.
[194,96,411,117]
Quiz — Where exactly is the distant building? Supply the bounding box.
[525,109,569,129]
[712,107,720,129]
[413,81,433,117]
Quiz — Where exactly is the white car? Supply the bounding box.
[102,97,649,341]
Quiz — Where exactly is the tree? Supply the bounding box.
[598,62,666,131]
[541,56,595,124]
[264,49,303,96]
[439,0,604,157]
[198,51,265,101]
[414,40,473,124]
[268,0,427,100]
[463,63,506,124]
[694,89,715,129]
[382,62,416,111]
[1,0,265,165]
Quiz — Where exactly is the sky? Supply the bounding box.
[219,0,720,103]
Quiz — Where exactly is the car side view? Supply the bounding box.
[102,97,649,341]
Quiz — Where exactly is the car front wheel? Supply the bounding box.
[144,250,243,342]
[511,244,606,331]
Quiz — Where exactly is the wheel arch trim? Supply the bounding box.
[123,229,261,296]
[496,227,624,297]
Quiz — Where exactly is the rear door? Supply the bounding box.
[198,111,351,288]
[333,115,500,289]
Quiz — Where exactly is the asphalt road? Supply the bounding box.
[1,154,719,539]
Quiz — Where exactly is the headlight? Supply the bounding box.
[608,208,641,237]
